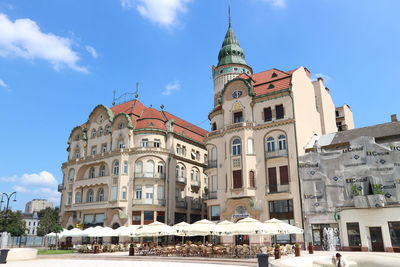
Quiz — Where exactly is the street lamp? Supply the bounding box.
[0,192,17,214]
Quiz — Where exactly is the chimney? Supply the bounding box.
[391,114,398,122]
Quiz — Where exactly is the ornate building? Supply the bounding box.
[59,100,208,229]
[204,21,350,245]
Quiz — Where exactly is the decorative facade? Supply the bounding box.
[59,100,208,229]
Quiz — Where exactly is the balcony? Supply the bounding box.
[226,121,255,131]
[132,198,166,206]
[191,179,200,188]
[64,201,109,211]
[205,160,217,170]
[176,176,187,184]
[227,188,256,199]
[134,172,166,179]
[266,184,290,194]
[265,149,288,159]
[74,176,109,189]
[191,200,202,210]
[208,191,217,200]
[176,200,187,209]
[58,184,64,192]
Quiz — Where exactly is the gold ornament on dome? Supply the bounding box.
[233,102,242,111]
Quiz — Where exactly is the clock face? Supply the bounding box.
[232,90,243,99]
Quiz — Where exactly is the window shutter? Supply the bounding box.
[264,107,272,122]
[276,104,284,119]
[268,167,277,193]
[232,170,243,188]
[279,166,289,185]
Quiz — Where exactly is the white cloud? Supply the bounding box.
[85,45,98,58]
[121,0,192,27]
[260,0,287,8]
[12,185,30,193]
[0,13,88,72]
[0,175,17,182]
[162,80,181,95]
[20,171,58,187]
[0,78,9,89]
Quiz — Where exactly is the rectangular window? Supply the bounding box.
[279,166,289,185]
[211,205,220,221]
[75,150,80,159]
[264,107,272,122]
[335,110,340,117]
[276,104,284,119]
[268,167,277,193]
[232,158,241,168]
[83,214,94,224]
[135,186,142,199]
[67,192,72,204]
[141,138,148,147]
[91,146,97,155]
[182,146,187,156]
[191,150,196,160]
[157,211,165,223]
[154,139,160,148]
[212,122,217,131]
[118,141,125,149]
[145,185,153,204]
[111,186,118,201]
[95,213,105,223]
[347,223,361,247]
[269,199,293,213]
[143,211,154,223]
[388,222,400,248]
[232,170,243,189]
[233,111,243,123]
[211,175,218,192]
[157,185,164,200]
[101,144,107,153]
[132,211,141,225]
[176,144,181,154]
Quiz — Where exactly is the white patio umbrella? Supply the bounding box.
[64,228,88,237]
[84,226,117,237]
[135,221,175,237]
[171,221,191,236]
[214,220,234,236]
[264,218,304,234]
[227,217,279,235]
[115,225,141,237]
[186,219,217,236]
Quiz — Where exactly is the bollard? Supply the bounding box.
[257,253,269,267]
[0,249,10,264]
[129,244,135,256]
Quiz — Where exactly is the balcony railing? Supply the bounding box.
[139,141,161,148]
[176,176,187,184]
[133,198,166,206]
[176,200,187,208]
[266,184,290,194]
[191,180,200,187]
[134,172,166,179]
[208,191,217,200]
[191,201,202,210]
[265,149,288,159]
[205,160,217,169]
[58,184,64,192]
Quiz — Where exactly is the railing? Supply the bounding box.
[205,160,217,169]
[134,172,166,179]
[139,141,161,148]
[208,191,217,200]
[176,176,187,184]
[265,149,288,159]
[132,199,166,206]
[266,184,290,194]
[191,180,200,187]
[176,200,187,208]
[207,122,255,138]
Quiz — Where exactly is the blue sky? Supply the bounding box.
[0,0,399,211]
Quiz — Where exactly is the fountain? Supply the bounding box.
[322,228,339,251]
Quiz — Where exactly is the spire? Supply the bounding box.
[217,3,246,67]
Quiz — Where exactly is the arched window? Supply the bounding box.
[113,160,119,175]
[232,138,241,156]
[157,161,164,174]
[91,129,96,138]
[266,137,275,152]
[68,169,75,181]
[75,192,81,204]
[123,161,128,174]
[135,161,143,174]
[118,140,125,149]
[119,122,125,129]
[89,167,95,179]
[191,169,194,181]
[105,125,111,135]
[195,170,200,181]
[98,127,103,136]
[121,187,127,200]
[97,188,105,201]
[146,160,154,177]
[249,171,255,188]
[247,138,254,154]
[87,189,94,202]
[99,165,106,177]
[175,166,180,178]
[180,166,186,178]
[278,135,287,150]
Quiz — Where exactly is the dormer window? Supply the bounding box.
[212,122,217,131]
[268,84,275,89]
[271,72,278,78]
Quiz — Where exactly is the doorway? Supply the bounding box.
[369,227,384,252]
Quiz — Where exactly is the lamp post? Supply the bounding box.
[0,192,17,216]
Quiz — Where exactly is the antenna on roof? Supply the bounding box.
[135,82,139,99]
[228,0,232,27]
[160,104,165,110]
[112,90,116,106]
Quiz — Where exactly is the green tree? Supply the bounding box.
[37,207,63,236]
[0,210,26,236]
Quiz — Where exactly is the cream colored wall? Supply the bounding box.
[339,207,400,250]
[343,104,355,130]
[312,78,337,134]
[291,67,322,155]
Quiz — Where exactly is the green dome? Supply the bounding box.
[217,26,246,67]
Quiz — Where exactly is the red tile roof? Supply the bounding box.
[109,100,207,143]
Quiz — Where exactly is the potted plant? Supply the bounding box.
[367,184,386,207]
[294,243,301,257]
[274,244,281,259]
[307,242,314,254]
